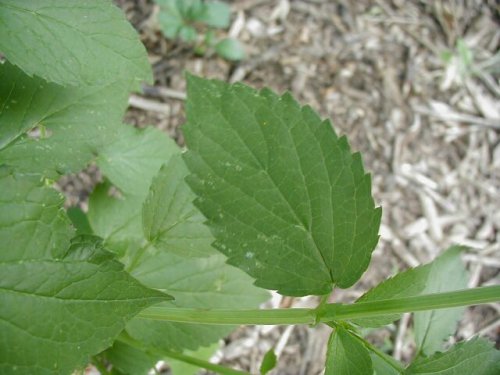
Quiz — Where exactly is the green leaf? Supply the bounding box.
[0,0,151,87]
[200,1,230,28]
[182,75,381,296]
[157,0,184,39]
[0,174,169,375]
[371,353,400,375]
[414,247,468,355]
[104,338,156,375]
[125,250,269,351]
[0,235,169,375]
[168,344,219,375]
[325,327,372,375]
[88,147,269,351]
[352,246,467,331]
[97,125,178,197]
[0,62,127,177]
[260,349,278,375]
[88,182,144,252]
[179,25,198,42]
[405,338,500,375]
[215,38,246,61]
[0,167,74,260]
[67,206,93,236]
[143,154,215,257]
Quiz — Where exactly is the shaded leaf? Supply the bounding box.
[67,206,93,236]
[88,182,144,250]
[0,0,151,87]
[325,327,372,375]
[97,125,178,197]
[183,75,381,296]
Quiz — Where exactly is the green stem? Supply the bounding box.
[137,286,500,325]
[118,336,249,375]
[325,285,500,320]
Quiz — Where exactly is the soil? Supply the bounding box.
[81,0,499,373]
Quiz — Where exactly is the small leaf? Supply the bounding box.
[0,0,151,87]
[215,38,246,61]
[325,327,372,375]
[352,246,467,333]
[405,338,500,375]
[179,25,198,42]
[200,1,230,28]
[260,349,278,375]
[157,0,184,38]
[183,75,381,296]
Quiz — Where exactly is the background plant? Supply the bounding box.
[0,1,499,374]
[155,0,245,61]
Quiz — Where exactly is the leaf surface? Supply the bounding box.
[405,338,500,375]
[199,1,230,28]
[352,246,467,331]
[0,167,73,260]
[88,149,268,351]
[413,248,468,355]
[88,182,144,250]
[260,349,278,375]
[182,75,381,296]
[143,154,215,257]
[97,126,178,197]
[0,171,169,374]
[126,250,269,351]
[103,339,156,375]
[325,327,372,375]
[0,62,127,177]
[215,38,246,61]
[0,0,151,87]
